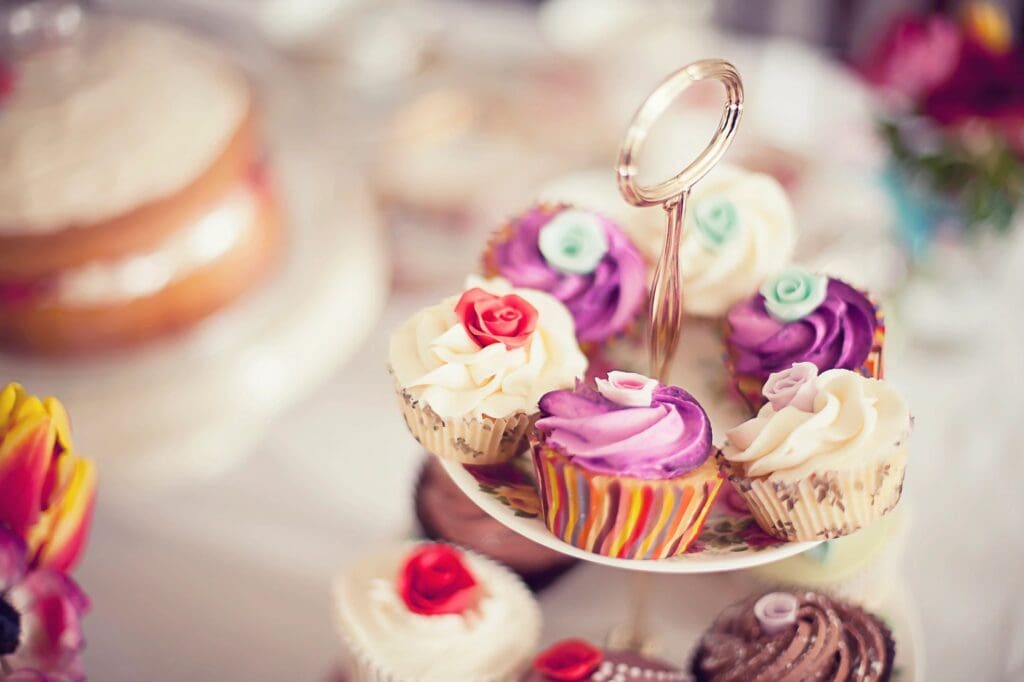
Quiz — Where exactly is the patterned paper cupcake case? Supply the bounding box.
[395,384,536,465]
[336,614,528,682]
[720,449,907,542]
[725,297,886,415]
[532,442,723,560]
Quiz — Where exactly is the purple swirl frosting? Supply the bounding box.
[536,372,712,480]
[487,205,647,343]
[726,277,878,382]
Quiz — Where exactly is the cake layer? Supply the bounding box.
[0,112,261,281]
[0,192,281,355]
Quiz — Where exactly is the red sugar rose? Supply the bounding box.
[533,639,604,681]
[455,287,538,350]
[398,544,479,616]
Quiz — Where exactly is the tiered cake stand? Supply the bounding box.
[436,60,922,678]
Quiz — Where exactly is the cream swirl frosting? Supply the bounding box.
[629,165,796,317]
[390,277,587,419]
[722,369,911,482]
[334,546,540,682]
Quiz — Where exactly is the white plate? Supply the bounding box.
[438,452,818,573]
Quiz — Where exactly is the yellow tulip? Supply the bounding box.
[0,384,96,571]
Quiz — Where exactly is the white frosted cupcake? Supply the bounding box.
[333,542,541,682]
[390,276,587,464]
[720,364,912,541]
[626,164,796,318]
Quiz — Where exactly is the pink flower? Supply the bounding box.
[862,15,962,103]
[923,39,1024,124]
[0,528,88,682]
[595,371,658,407]
[762,363,819,412]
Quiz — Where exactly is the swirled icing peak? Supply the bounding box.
[675,165,796,317]
[722,369,911,482]
[727,275,879,382]
[487,204,647,343]
[390,277,587,419]
[536,374,712,479]
[692,591,894,682]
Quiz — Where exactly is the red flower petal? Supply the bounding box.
[397,544,479,616]
[455,288,539,350]
[533,639,604,681]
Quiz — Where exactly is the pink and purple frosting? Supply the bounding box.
[726,268,879,382]
[487,205,646,344]
[535,372,712,480]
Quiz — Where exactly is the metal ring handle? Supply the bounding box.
[617,59,743,207]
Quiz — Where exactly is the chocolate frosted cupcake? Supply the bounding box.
[526,639,692,681]
[414,456,577,591]
[533,371,722,560]
[482,203,647,354]
[691,591,895,682]
[725,267,884,412]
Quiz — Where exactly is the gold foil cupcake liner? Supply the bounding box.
[722,449,907,542]
[532,443,723,560]
[395,385,535,465]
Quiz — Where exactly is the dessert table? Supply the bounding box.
[57,1,1024,680]
[75,237,1024,680]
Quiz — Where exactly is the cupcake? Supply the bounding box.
[725,266,885,412]
[532,371,722,559]
[691,591,895,681]
[414,456,578,591]
[747,509,905,609]
[333,542,541,682]
[482,203,647,356]
[526,639,693,681]
[623,164,796,319]
[390,277,587,464]
[719,365,912,542]
[0,16,281,354]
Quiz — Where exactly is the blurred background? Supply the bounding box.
[2,0,1023,679]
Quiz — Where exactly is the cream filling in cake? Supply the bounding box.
[52,185,260,307]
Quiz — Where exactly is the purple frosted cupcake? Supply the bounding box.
[483,204,647,353]
[531,371,722,560]
[725,266,884,412]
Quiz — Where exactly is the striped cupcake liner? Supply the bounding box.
[532,444,723,560]
[394,383,535,465]
[726,298,886,415]
[722,449,907,542]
